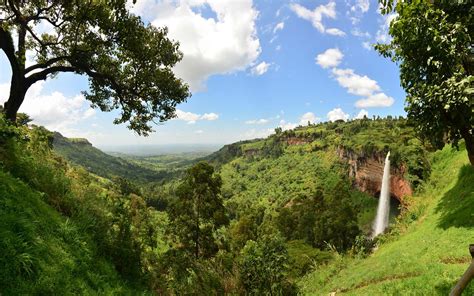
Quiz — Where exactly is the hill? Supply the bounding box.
[299,144,474,295]
[52,132,170,182]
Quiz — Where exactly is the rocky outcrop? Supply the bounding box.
[283,136,312,146]
[336,147,412,204]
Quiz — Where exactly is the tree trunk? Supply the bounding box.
[4,75,27,122]
[461,128,474,166]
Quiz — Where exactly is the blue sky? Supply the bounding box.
[0,0,402,147]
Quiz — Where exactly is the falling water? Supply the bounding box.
[373,151,391,237]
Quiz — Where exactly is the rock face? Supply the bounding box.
[336,147,412,204]
[283,136,312,146]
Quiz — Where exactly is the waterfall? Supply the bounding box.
[373,151,391,237]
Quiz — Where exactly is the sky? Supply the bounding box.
[0,0,402,148]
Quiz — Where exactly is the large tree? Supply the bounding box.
[376,0,474,165]
[0,0,190,135]
[168,161,228,259]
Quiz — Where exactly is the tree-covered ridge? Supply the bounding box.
[52,132,164,182]
[205,117,430,187]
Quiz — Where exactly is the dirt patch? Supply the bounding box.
[333,272,421,294]
[440,256,471,265]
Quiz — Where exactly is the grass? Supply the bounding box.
[299,145,474,295]
[0,169,147,295]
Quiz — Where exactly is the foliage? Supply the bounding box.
[277,183,361,251]
[0,0,189,133]
[238,235,298,295]
[376,0,474,165]
[168,162,229,258]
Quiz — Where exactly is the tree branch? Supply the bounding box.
[0,26,20,74]
[25,65,76,86]
[24,56,70,74]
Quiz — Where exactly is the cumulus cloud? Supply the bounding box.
[278,119,298,131]
[129,0,261,91]
[331,68,380,97]
[299,112,320,125]
[315,48,394,108]
[355,93,394,108]
[355,109,369,119]
[175,109,219,124]
[273,22,285,33]
[347,0,370,24]
[326,28,346,36]
[327,108,349,122]
[195,130,204,134]
[290,2,345,36]
[316,48,343,69]
[251,61,270,76]
[0,81,95,133]
[245,118,269,125]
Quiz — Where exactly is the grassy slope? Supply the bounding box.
[300,145,474,295]
[0,169,146,295]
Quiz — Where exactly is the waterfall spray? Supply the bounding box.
[373,151,391,237]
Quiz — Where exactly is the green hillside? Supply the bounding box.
[53,132,169,182]
[300,145,474,295]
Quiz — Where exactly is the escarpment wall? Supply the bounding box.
[336,147,412,203]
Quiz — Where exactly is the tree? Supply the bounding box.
[168,162,228,258]
[376,0,474,165]
[238,235,297,295]
[0,0,190,135]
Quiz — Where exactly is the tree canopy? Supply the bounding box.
[376,0,474,165]
[168,161,228,259]
[0,0,190,135]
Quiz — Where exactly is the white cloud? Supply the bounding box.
[0,81,96,133]
[331,68,380,96]
[355,109,368,119]
[327,108,349,121]
[279,119,298,131]
[175,109,219,124]
[245,118,269,125]
[351,0,370,13]
[351,28,370,38]
[355,93,394,108]
[362,41,372,50]
[299,112,320,125]
[347,0,370,24]
[195,129,204,134]
[316,48,343,69]
[251,61,270,76]
[290,2,345,36]
[129,0,261,91]
[201,113,219,121]
[273,22,284,33]
[326,28,346,36]
[316,49,395,109]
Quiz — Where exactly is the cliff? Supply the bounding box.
[336,147,412,204]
